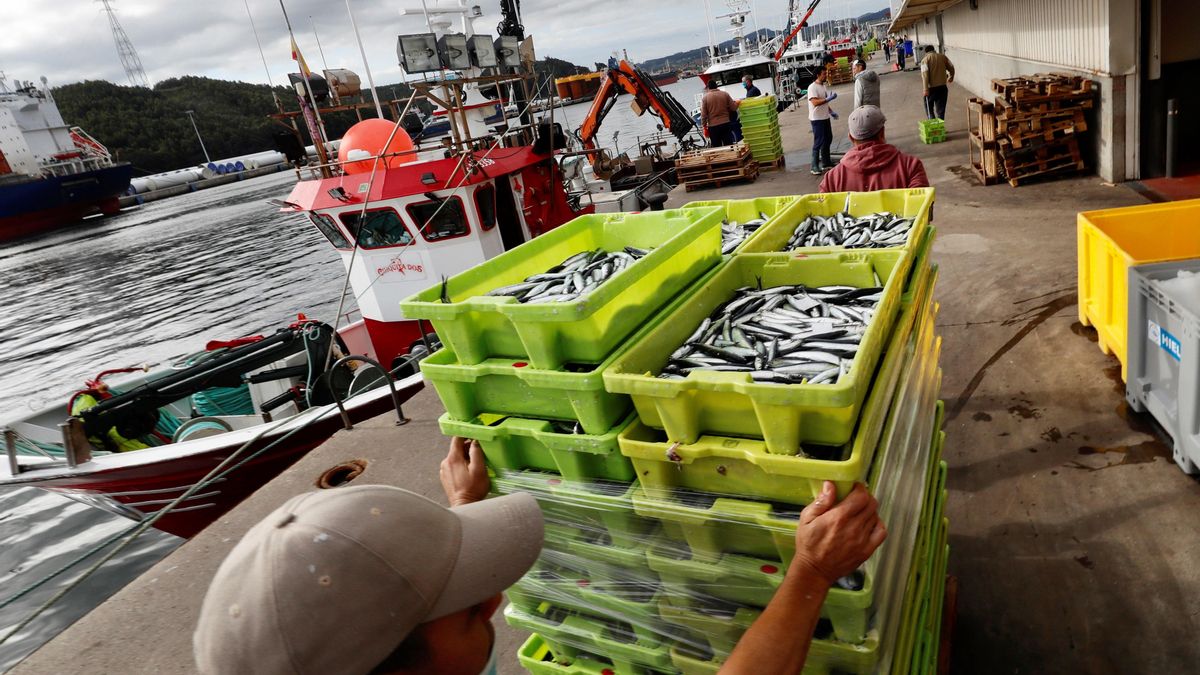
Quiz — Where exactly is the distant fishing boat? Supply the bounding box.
[0,75,132,242]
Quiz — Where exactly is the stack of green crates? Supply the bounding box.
[919,118,946,144]
[402,190,952,674]
[738,95,783,166]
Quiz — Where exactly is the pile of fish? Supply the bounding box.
[721,214,768,254]
[659,283,882,384]
[485,247,650,304]
[784,211,913,250]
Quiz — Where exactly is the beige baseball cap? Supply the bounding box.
[193,485,544,675]
[849,105,887,140]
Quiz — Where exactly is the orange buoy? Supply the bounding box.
[338,118,415,174]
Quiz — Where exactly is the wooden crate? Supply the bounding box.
[675,142,760,191]
[968,132,1000,186]
[681,162,760,191]
[966,97,997,144]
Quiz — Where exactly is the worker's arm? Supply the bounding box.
[908,157,931,188]
[945,56,955,84]
[718,482,886,675]
[920,58,931,92]
[440,437,491,507]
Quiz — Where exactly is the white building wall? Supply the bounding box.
[927,0,1139,181]
[940,0,1110,73]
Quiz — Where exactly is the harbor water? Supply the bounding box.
[0,84,705,670]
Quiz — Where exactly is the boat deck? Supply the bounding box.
[14,60,1200,675]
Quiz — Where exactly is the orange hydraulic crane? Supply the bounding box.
[772,0,824,61]
[576,60,695,172]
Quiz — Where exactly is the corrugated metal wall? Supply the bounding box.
[940,0,1110,73]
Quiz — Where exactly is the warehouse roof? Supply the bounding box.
[889,0,965,31]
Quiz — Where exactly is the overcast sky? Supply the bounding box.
[1,0,887,89]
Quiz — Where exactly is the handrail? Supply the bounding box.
[329,355,411,429]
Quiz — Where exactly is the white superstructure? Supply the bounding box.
[0,75,114,178]
[702,1,780,101]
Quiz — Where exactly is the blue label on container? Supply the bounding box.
[1148,320,1182,362]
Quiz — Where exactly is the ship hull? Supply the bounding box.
[653,73,680,86]
[0,163,133,242]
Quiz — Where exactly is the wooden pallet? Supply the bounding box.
[674,143,752,170]
[756,156,786,172]
[968,132,1000,185]
[966,97,997,144]
[1005,157,1086,186]
[682,162,760,191]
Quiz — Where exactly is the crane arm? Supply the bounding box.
[773,0,824,61]
[576,60,694,170]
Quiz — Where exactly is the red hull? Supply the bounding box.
[35,379,423,538]
[0,197,120,242]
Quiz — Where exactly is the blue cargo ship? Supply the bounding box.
[0,76,132,242]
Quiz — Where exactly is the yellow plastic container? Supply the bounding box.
[1077,198,1200,379]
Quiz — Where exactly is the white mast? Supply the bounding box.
[345,0,385,118]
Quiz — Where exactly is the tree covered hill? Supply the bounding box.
[52,61,581,176]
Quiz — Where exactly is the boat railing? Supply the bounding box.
[329,355,412,429]
[59,418,92,468]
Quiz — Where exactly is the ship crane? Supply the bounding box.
[576,60,695,175]
[771,0,824,61]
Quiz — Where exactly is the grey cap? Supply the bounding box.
[849,105,887,140]
[194,485,544,675]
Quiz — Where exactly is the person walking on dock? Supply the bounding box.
[701,79,739,147]
[807,68,837,175]
[896,38,906,70]
[852,60,880,110]
[820,105,929,192]
[921,45,955,120]
[883,38,892,63]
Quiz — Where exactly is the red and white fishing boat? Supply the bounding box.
[0,0,589,538]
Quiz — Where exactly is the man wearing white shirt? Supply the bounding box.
[806,68,838,175]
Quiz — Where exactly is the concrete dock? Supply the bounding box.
[14,60,1200,675]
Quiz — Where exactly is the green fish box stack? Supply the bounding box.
[402,189,950,674]
[737,95,784,169]
[918,118,946,144]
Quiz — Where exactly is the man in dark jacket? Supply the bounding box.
[700,79,739,147]
[742,75,762,98]
[820,105,929,192]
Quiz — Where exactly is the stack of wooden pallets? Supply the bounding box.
[674,143,759,192]
[969,73,1094,187]
[827,61,854,85]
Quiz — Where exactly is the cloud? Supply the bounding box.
[0,0,887,88]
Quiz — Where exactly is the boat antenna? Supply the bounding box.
[344,0,385,118]
[278,0,331,171]
[310,16,330,72]
[242,0,279,106]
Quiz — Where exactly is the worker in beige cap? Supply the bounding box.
[820,105,929,193]
[195,439,885,675]
[193,438,539,675]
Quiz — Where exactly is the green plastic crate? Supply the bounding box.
[919,133,946,145]
[518,633,637,675]
[494,469,662,550]
[423,348,631,434]
[738,95,776,110]
[681,195,804,242]
[739,188,935,255]
[605,250,910,454]
[505,604,676,673]
[400,208,724,369]
[891,463,945,674]
[902,227,937,305]
[669,629,882,675]
[918,118,945,132]
[656,596,756,656]
[438,412,637,481]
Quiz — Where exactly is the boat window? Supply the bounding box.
[713,62,776,87]
[475,184,497,231]
[407,197,471,242]
[309,213,351,249]
[339,208,415,248]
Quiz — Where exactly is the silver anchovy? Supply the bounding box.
[720,213,769,254]
[485,247,651,303]
[661,283,881,385]
[784,211,914,250]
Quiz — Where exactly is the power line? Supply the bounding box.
[98,0,150,88]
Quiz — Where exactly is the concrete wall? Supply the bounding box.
[923,0,1140,181]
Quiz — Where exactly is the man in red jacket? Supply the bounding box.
[819,105,929,192]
